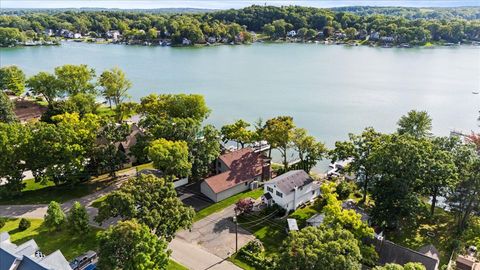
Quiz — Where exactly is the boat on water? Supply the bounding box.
[473,91,479,94]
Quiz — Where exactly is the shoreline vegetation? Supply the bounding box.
[1,5,479,49]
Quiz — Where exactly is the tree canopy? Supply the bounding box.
[98,219,170,270]
[95,174,195,240]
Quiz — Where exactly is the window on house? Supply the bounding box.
[276,191,283,198]
[312,191,315,195]
[245,182,248,186]
[299,186,303,191]
[267,187,273,193]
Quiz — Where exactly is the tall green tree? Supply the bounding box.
[92,121,131,177]
[54,64,96,95]
[263,116,295,169]
[0,123,29,198]
[0,91,17,123]
[44,201,66,231]
[397,110,432,139]
[0,66,26,96]
[67,201,90,233]
[98,220,170,270]
[95,174,195,240]
[26,72,61,105]
[221,119,255,148]
[99,67,132,108]
[277,226,362,270]
[447,143,480,231]
[331,127,382,203]
[191,125,221,181]
[148,138,191,179]
[139,93,210,122]
[369,134,430,229]
[423,137,458,216]
[292,128,328,172]
[26,113,100,186]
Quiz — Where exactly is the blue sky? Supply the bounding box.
[2,0,479,9]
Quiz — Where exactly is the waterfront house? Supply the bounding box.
[44,29,54,37]
[207,36,217,43]
[262,170,321,211]
[287,30,297,37]
[200,148,271,202]
[73,33,82,39]
[380,36,395,43]
[370,31,380,40]
[106,30,121,41]
[0,232,72,270]
[182,38,192,45]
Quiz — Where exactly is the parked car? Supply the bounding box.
[70,251,98,270]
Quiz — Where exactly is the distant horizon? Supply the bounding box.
[2,0,480,10]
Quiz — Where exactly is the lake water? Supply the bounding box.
[1,42,479,154]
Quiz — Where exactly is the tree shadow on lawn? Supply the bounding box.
[387,206,458,266]
[0,177,116,205]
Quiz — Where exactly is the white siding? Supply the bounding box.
[201,181,218,202]
[216,181,251,202]
[264,182,320,211]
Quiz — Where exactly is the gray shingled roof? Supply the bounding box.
[366,238,439,270]
[265,170,313,195]
[0,232,72,270]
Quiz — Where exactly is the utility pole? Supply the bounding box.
[233,210,238,253]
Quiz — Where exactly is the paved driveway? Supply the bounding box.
[176,204,255,259]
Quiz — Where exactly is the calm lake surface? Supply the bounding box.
[1,42,479,151]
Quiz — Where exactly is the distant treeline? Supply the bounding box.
[1,5,479,47]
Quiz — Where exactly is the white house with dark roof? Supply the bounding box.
[262,170,321,211]
[0,232,72,270]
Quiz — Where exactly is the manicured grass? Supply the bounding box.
[0,218,101,261]
[167,259,189,270]
[193,188,264,222]
[90,195,108,208]
[0,163,154,205]
[23,178,55,191]
[0,177,115,205]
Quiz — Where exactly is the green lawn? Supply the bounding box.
[167,259,189,270]
[387,204,458,266]
[91,195,108,208]
[193,188,264,222]
[0,163,154,206]
[0,218,100,261]
[0,177,115,205]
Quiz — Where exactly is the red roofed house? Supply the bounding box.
[200,148,271,202]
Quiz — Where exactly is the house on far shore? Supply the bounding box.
[200,148,271,202]
[0,232,72,270]
[262,170,321,211]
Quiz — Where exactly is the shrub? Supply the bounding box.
[18,218,31,231]
[67,202,90,233]
[336,181,352,200]
[244,239,264,253]
[0,217,6,229]
[44,201,66,231]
